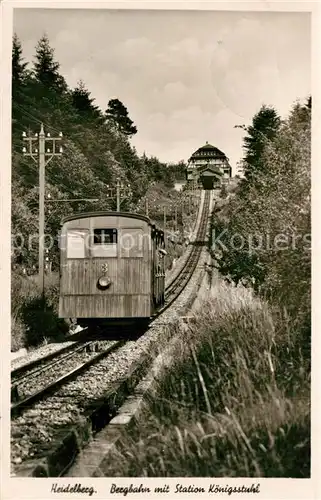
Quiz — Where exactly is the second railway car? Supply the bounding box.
[59,212,166,329]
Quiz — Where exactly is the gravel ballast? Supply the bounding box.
[11,331,85,372]
[12,341,115,400]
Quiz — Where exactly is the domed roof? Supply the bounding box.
[190,141,227,160]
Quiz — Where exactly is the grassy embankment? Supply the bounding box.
[102,280,309,477]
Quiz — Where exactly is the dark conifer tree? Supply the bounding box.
[33,33,67,93]
[242,105,280,178]
[12,34,33,138]
[236,105,280,185]
[72,80,100,120]
[105,98,137,136]
[12,33,28,89]
[288,97,311,129]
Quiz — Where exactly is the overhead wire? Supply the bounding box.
[13,102,63,136]
[12,100,106,157]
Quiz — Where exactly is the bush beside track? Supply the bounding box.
[11,273,69,352]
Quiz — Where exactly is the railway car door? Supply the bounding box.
[159,232,166,304]
[151,227,166,308]
[151,226,157,307]
[155,230,160,305]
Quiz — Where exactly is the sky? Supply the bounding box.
[13,8,311,173]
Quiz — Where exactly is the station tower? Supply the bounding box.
[186,142,232,189]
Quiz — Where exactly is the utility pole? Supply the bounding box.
[180,195,184,234]
[163,206,167,245]
[181,195,185,235]
[116,178,120,211]
[106,177,131,211]
[145,198,149,216]
[22,124,63,300]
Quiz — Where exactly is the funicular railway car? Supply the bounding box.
[59,212,166,330]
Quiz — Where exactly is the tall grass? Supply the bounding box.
[101,280,310,477]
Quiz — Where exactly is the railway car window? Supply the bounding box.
[120,229,144,258]
[91,228,118,257]
[93,228,117,244]
[66,229,88,259]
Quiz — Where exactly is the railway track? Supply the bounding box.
[11,191,211,421]
[165,190,210,303]
[11,339,90,386]
[11,341,126,418]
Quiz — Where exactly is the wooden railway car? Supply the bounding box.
[59,212,166,329]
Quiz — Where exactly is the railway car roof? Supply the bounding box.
[61,211,154,227]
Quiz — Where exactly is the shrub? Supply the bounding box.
[220,183,228,199]
[11,271,69,350]
[11,314,27,352]
[211,103,310,346]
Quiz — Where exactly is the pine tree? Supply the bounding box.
[12,34,33,136]
[105,98,137,136]
[12,33,28,88]
[33,33,67,93]
[288,98,311,130]
[237,104,281,181]
[72,80,100,119]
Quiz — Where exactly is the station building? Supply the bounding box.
[186,142,232,189]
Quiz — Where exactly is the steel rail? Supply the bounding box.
[11,340,93,385]
[11,338,87,380]
[11,340,125,418]
[163,191,211,306]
